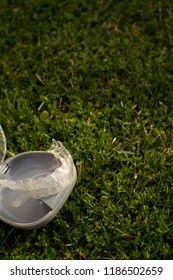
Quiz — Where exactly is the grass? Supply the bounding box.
[0,0,173,259]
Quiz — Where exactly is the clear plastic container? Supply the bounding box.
[0,126,77,229]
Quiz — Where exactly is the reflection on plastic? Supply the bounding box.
[0,138,74,207]
[0,125,7,165]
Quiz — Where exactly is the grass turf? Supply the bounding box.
[0,0,173,259]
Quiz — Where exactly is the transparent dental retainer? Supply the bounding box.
[0,126,77,229]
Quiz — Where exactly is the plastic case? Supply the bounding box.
[0,126,77,229]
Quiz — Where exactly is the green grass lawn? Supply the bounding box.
[0,0,173,259]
